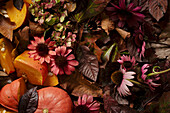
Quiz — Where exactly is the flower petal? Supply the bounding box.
[64,66,72,75]
[51,66,59,75]
[28,44,36,50]
[49,50,56,55]
[40,57,45,64]
[60,46,66,56]
[124,71,135,79]
[89,102,100,111]
[59,68,64,75]
[81,94,88,105]
[124,79,133,86]
[119,0,126,10]
[45,56,50,63]
[68,60,79,66]
[64,49,72,57]
[67,54,75,60]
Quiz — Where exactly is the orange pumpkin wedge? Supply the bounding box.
[14,51,48,85]
[43,73,59,86]
[0,77,26,112]
[24,0,33,4]
[5,0,27,29]
[0,38,15,74]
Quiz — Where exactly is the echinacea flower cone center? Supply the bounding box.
[55,56,67,67]
[74,105,91,113]
[111,71,123,85]
[123,61,132,69]
[36,43,49,57]
[118,10,132,20]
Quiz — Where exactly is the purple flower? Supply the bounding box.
[74,94,100,113]
[141,64,161,90]
[117,55,136,71]
[106,0,145,28]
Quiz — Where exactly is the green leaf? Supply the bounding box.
[74,0,111,22]
[102,43,116,62]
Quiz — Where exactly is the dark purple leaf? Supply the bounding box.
[13,0,24,10]
[103,94,138,113]
[149,0,168,21]
[74,0,111,22]
[18,87,38,113]
[77,45,99,82]
[73,0,88,14]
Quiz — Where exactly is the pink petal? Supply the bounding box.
[64,49,72,57]
[132,6,142,12]
[55,47,61,56]
[45,38,51,44]
[28,50,36,54]
[110,3,121,9]
[127,3,135,11]
[124,72,135,79]
[45,56,50,63]
[48,41,56,47]
[34,37,40,42]
[51,66,59,75]
[64,66,72,75]
[49,50,56,55]
[119,0,126,10]
[68,60,79,66]
[124,79,133,86]
[67,54,75,60]
[59,68,64,75]
[31,40,38,46]
[40,57,45,64]
[132,12,145,18]
[60,46,67,56]
[28,44,36,49]
[118,20,125,28]
[67,65,75,72]
[78,96,82,105]
[86,95,93,104]
[89,102,100,111]
[34,54,40,60]
[39,36,45,43]
[81,94,88,105]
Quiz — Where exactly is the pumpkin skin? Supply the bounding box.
[0,106,17,113]
[0,77,26,112]
[35,87,73,113]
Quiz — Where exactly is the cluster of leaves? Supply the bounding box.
[0,0,169,113]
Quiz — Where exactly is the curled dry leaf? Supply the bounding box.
[0,15,16,41]
[115,28,130,40]
[101,18,115,35]
[66,2,76,12]
[59,69,103,97]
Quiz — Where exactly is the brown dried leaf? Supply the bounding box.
[59,70,103,97]
[0,15,16,41]
[29,21,45,37]
[115,28,130,40]
[94,43,103,62]
[149,0,168,21]
[101,18,114,35]
[0,71,8,76]
[66,2,76,12]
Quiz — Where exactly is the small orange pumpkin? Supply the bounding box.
[0,77,26,112]
[35,87,73,113]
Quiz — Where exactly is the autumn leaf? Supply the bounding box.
[101,18,115,35]
[77,45,99,82]
[29,21,45,37]
[0,15,16,41]
[149,0,168,21]
[94,43,103,62]
[59,69,103,97]
[73,0,88,14]
[74,0,111,22]
[18,87,38,113]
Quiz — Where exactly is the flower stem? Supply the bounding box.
[148,68,170,77]
[127,79,148,88]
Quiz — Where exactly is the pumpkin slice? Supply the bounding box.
[14,51,48,85]
[0,77,26,112]
[35,87,73,113]
[43,73,59,86]
[5,0,27,29]
[0,38,15,74]
[24,0,33,4]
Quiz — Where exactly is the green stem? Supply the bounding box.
[148,68,170,77]
[43,108,48,113]
[127,79,148,88]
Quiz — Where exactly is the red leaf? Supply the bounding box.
[149,0,168,21]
